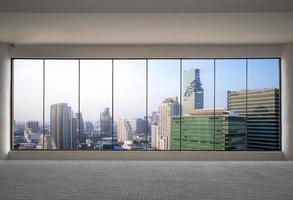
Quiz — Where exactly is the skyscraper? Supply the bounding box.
[72,112,84,147]
[50,103,74,149]
[85,121,94,131]
[117,119,133,143]
[100,107,112,137]
[131,118,146,134]
[183,68,204,115]
[151,111,159,124]
[171,108,247,150]
[227,88,280,150]
[158,97,180,150]
[151,123,159,149]
[26,121,39,133]
[84,121,94,138]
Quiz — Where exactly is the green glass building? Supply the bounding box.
[171,109,247,150]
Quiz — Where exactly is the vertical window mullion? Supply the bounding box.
[112,59,114,150]
[146,59,148,151]
[246,59,248,150]
[43,59,45,150]
[78,59,81,150]
[214,59,216,151]
[179,59,182,151]
[11,59,14,150]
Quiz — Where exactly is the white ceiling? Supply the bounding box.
[0,0,293,45]
[0,0,293,13]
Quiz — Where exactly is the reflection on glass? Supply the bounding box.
[13,59,43,150]
[148,60,180,150]
[247,59,280,150]
[114,60,146,150]
[80,60,112,150]
[216,59,247,150]
[45,60,79,150]
[178,60,215,150]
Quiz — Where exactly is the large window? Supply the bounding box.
[179,60,214,150]
[12,58,281,151]
[114,60,147,150]
[80,60,112,150]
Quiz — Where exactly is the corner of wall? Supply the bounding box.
[0,44,11,160]
[282,43,293,160]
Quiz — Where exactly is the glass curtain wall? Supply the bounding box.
[12,58,281,151]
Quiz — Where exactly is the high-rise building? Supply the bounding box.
[227,88,280,150]
[50,103,74,149]
[117,119,133,143]
[131,118,146,134]
[26,121,39,133]
[171,109,247,150]
[158,97,180,150]
[100,107,112,137]
[151,123,159,149]
[151,111,159,124]
[84,121,94,137]
[85,121,94,132]
[72,112,84,147]
[183,68,204,115]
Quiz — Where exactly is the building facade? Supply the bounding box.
[72,112,83,148]
[171,109,247,150]
[26,121,39,133]
[50,103,74,149]
[100,107,112,137]
[183,68,204,115]
[158,97,180,150]
[117,119,133,143]
[227,88,280,150]
[151,123,159,149]
[131,118,146,134]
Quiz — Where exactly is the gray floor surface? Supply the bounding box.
[0,161,293,200]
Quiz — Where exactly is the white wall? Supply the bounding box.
[282,43,293,160]
[11,44,283,58]
[0,44,11,160]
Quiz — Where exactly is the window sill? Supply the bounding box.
[8,150,283,161]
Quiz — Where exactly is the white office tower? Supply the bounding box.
[158,97,180,150]
[117,119,133,143]
[151,123,159,149]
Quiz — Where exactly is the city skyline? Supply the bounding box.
[13,58,281,151]
[14,59,279,122]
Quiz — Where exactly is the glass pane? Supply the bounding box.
[13,59,43,150]
[180,60,215,150]
[247,59,280,150]
[216,59,247,150]
[148,59,180,150]
[45,60,79,150]
[80,60,112,150]
[114,60,146,150]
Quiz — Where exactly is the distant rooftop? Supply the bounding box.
[162,97,178,104]
[189,108,240,116]
[228,87,279,94]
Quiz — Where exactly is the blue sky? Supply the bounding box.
[14,58,280,122]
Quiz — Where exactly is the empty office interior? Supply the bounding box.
[11,58,280,152]
[2,2,293,200]
[0,44,292,160]
[0,0,293,160]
